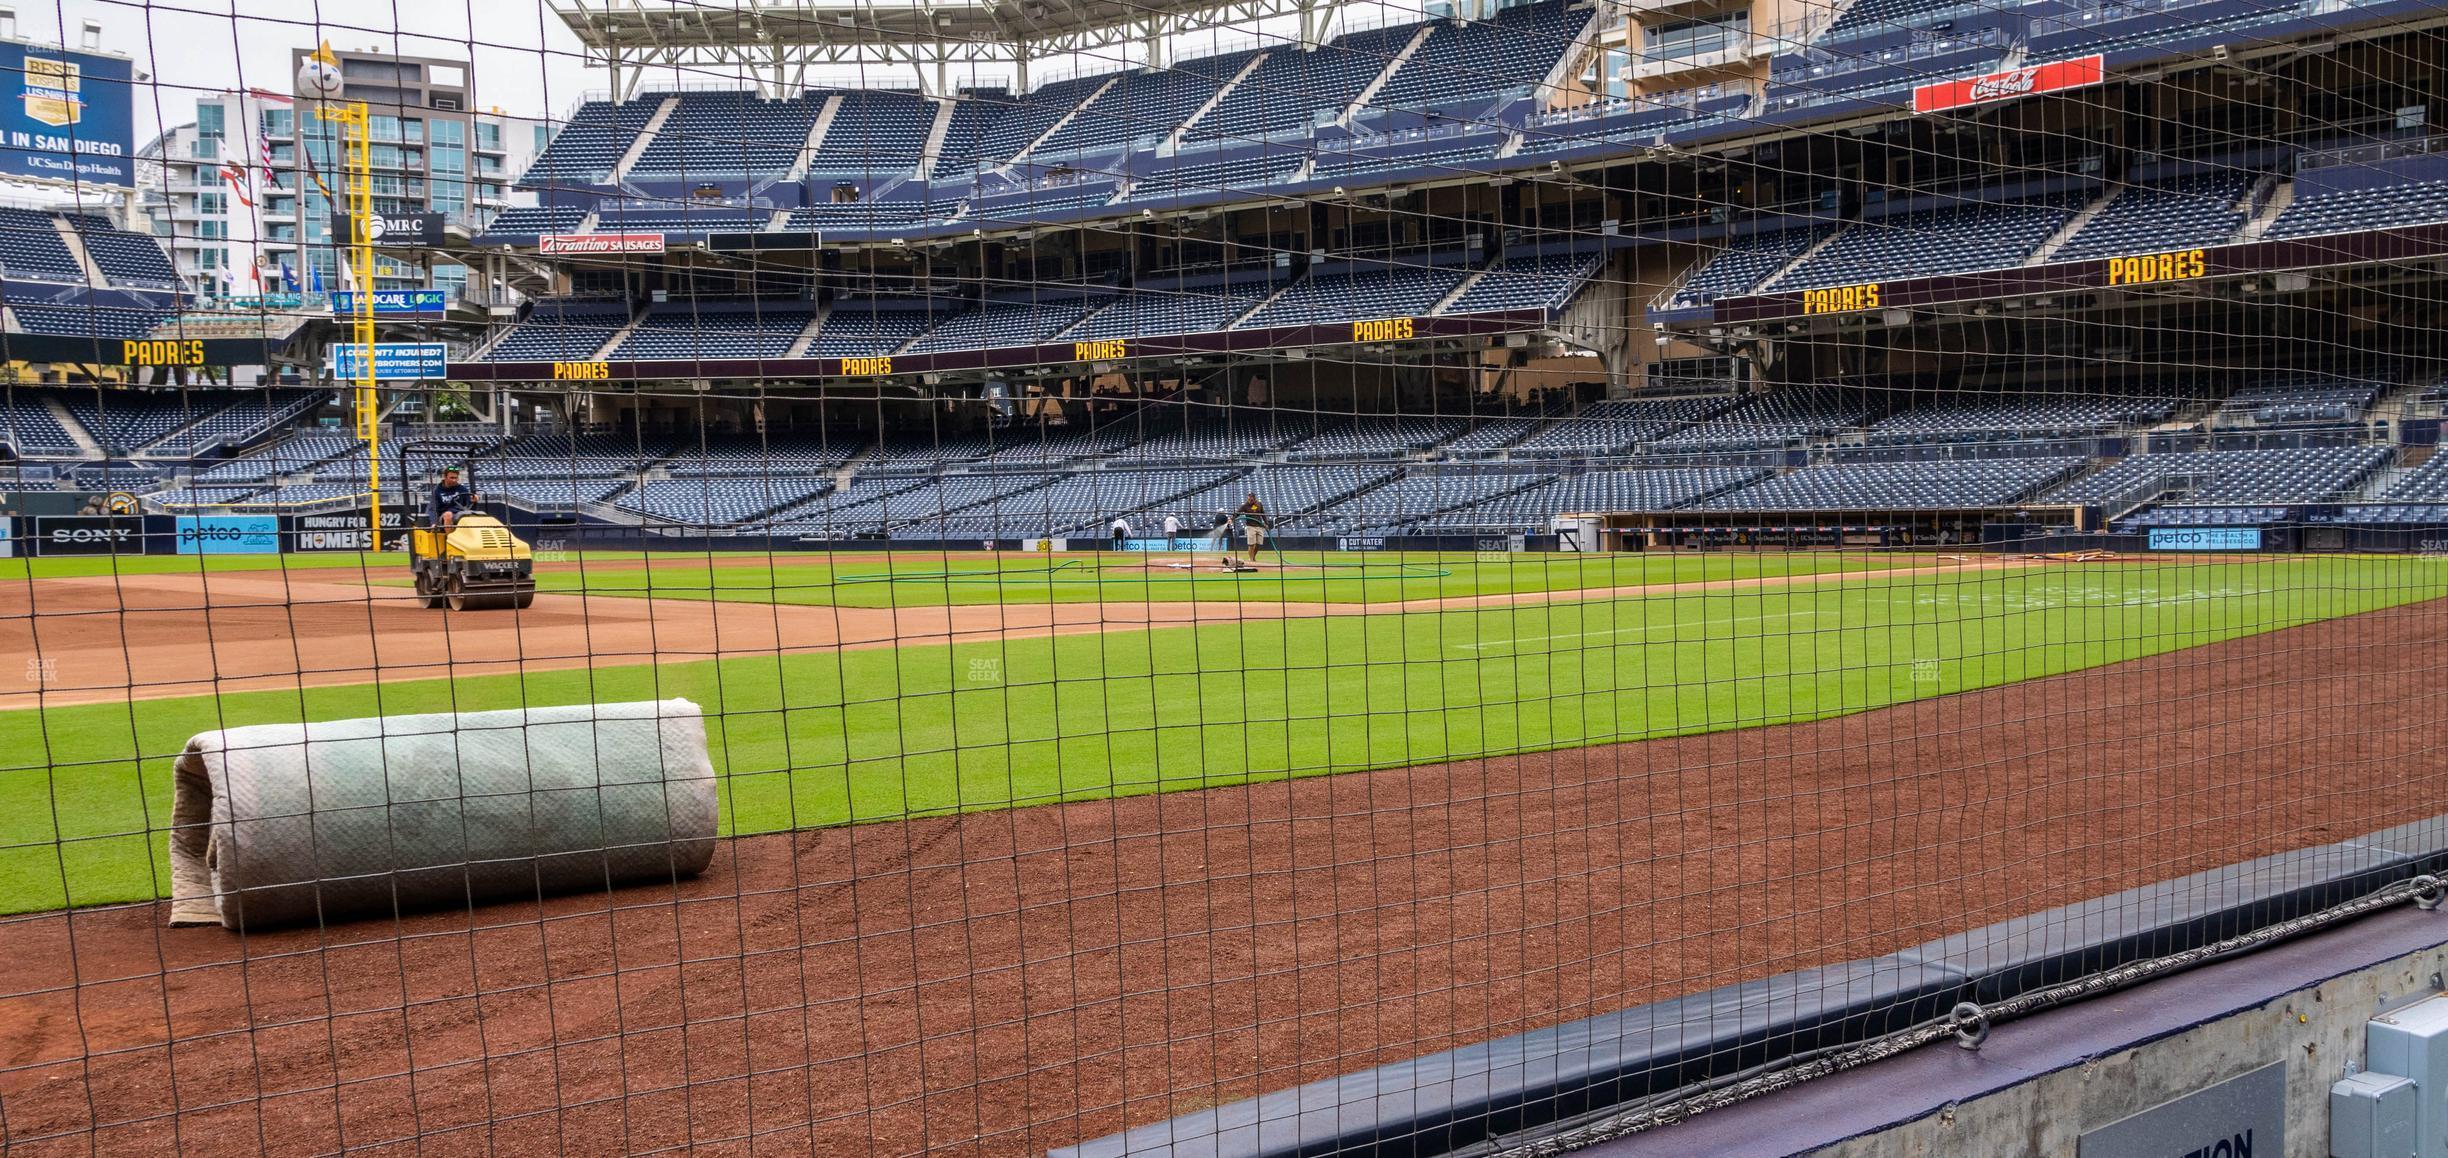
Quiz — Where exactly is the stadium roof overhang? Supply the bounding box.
[552,0,1354,96]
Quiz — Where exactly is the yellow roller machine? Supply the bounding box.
[402,440,537,611]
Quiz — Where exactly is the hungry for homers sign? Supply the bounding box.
[1914,55,2105,114]
[289,509,405,552]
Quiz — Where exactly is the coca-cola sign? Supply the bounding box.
[1914,55,2104,114]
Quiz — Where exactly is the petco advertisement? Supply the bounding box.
[176,515,280,555]
[2147,526,2263,551]
[288,509,406,552]
[34,515,140,555]
[0,43,134,186]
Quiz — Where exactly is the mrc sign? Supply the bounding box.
[1914,55,2105,114]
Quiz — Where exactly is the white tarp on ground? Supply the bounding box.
[167,698,718,930]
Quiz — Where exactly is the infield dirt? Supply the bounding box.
[0,587,2438,1155]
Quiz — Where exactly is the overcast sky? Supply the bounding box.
[36,0,1440,140]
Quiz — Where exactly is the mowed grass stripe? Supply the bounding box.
[519,549,1899,606]
[12,548,1900,606]
[0,556,2437,914]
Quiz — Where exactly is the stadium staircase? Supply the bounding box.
[1431,260,1499,313]
[592,313,646,360]
[2241,178,2297,240]
[2372,380,2434,438]
[43,396,101,458]
[1228,278,1298,327]
[786,303,832,357]
[2352,456,2412,502]
[2029,188,2119,264]
[1008,74,1126,168]
[916,99,957,179]
[1341,25,1440,126]
[1539,7,1606,96]
[789,94,844,183]
[1758,227,1850,291]
[51,218,108,288]
[1168,51,1270,149]
[831,445,875,492]
[610,96,679,184]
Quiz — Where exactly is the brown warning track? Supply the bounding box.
[0,558,2018,709]
[0,593,2440,1155]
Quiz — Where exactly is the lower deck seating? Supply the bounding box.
[2047,446,2390,505]
[1696,457,2084,511]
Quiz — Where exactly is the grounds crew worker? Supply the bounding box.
[1237,493,1269,564]
[432,467,479,528]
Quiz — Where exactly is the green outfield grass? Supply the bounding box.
[516,549,1910,606]
[11,548,1895,605]
[2,554,2439,915]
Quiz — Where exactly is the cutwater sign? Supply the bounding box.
[2146,526,2263,551]
[2078,1061,2281,1158]
[331,290,447,316]
[331,342,449,381]
[176,514,279,555]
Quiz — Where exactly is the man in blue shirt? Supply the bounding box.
[431,467,478,528]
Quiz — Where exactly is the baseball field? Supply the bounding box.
[3,547,2445,1153]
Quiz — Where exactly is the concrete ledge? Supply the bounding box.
[1586,904,2448,1157]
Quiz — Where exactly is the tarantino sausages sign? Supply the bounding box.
[1914,55,2104,114]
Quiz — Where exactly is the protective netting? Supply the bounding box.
[2,0,2448,1153]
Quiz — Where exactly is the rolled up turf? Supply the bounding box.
[166,698,717,930]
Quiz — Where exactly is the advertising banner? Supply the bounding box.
[1913,55,2105,115]
[0,516,12,558]
[2146,526,2264,551]
[288,508,407,552]
[331,289,448,316]
[538,233,665,256]
[331,341,449,381]
[175,514,280,555]
[330,209,443,247]
[33,514,140,555]
[0,43,134,185]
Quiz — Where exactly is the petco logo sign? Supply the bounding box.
[538,233,666,255]
[1914,55,2103,114]
[176,515,280,555]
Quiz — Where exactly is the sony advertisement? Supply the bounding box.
[32,515,140,556]
[0,43,134,186]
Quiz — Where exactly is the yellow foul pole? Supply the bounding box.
[318,98,379,548]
